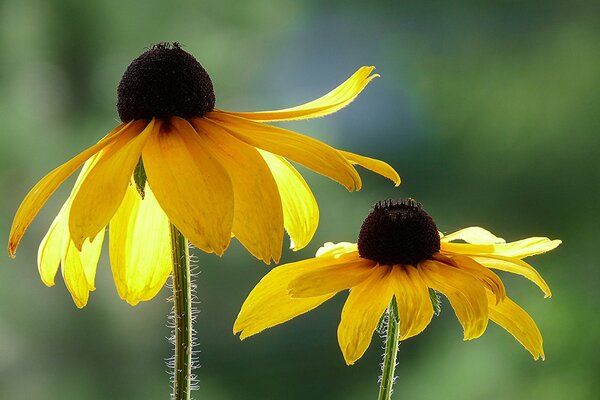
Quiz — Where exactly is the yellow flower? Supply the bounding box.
[7,43,399,308]
[234,199,560,365]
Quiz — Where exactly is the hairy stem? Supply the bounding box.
[378,297,400,400]
[170,224,192,400]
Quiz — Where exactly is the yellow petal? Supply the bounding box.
[109,183,173,306]
[441,227,506,244]
[143,117,234,255]
[337,266,394,365]
[8,122,132,257]
[339,150,401,186]
[440,242,496,255]
[206,111,362,191]
[191,118,283,263]
[438,254,506,304]
[315,242,358,258]
[61,230,104,308]
[486,291,545,360]
[38,157,102,287]
[69,120,154,249]
[470,255,552,298]
[419,260,489,340]
[234,256,343,339]
[488,238,561,259]
[390,266,434,340]
[259,151,318,251]
[288,256,376,298]
[221,66,379,122]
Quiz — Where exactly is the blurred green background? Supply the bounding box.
[1,0,598,399]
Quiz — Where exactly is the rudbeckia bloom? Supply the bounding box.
[234,199,560,365]
[7,43,400,308]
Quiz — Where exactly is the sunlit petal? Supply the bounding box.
[441,227,505,244]
[259,151,318,251]
[222,67,379,122]
[419,260,488,340]
[471,255,552,298]
[486,290,545,360]
[390,266,434,340]
[191,118,283,263]
[69,120,155,249]
[289,256,376,298]
[143,117,234,255]
[206,111,362,191]
[339,150,400,186]
[8,122,134,257]
[338,266,394,365]
[315,242,358,258]
[234,257,340,340]
[109,183,172,306]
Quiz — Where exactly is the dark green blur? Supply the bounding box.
[1,1,598,399]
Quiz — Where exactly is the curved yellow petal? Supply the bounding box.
[337,266,394,365]
[8,122,132,257]
[221,67,379,122]
[206,111,362,191]
[419,260,489,340]
[486,290,545,360]
[316,242,358,258]
[60,230,104,308]
[441,242,496,255]
[339,150,400,186]
[234,257,339,340]
[191,118,283,263]
[441,227,506,244]
[109,183,172,306]
[470,255,552,298]
[143,117,234,255]
[289,256,376,298]
[438,254,506,304]
[488,238,562,259]
[69,120,154,249]
[259,151,318,251]
[390,266,434,340]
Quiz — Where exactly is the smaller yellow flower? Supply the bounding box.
[234,199,561,365]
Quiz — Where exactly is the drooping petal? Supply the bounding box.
[206,111,362,191]
[315,242,358,258]
[259,151,318,251]
[390,266,434,340]
[339,150,400,186]
[221,67,379,122]
[288,256,376,298]
[69,120,155,249]
[486,290,545,360]
[143,117,234,255]
[8,122,134,257]
[109,183,172,306]
[337,266,394,365]
[234,257,339,340]
[471,255,552,298]
[441,227,506,244]
[437,254,506,304]
[191,118,283,263]
[419,260,489,340]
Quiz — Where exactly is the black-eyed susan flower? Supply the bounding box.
[234,199,560,365]
[7,43,400,308]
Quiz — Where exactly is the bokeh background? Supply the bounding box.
[1,0,598,399]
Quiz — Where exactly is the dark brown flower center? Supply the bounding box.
[117,42,215,122]
[357,198,440,265]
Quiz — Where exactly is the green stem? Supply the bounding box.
[170,224,192,400]
[378,297,400,400]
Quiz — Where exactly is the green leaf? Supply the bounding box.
[133,158,147,199]
[429,288,441,316]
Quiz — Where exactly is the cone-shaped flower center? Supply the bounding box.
[358,198,440,265]
[117,42,215,122]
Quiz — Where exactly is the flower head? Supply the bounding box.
[8,43,399,307]
[234,199,561,365]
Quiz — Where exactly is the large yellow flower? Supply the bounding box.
[7,43,399,308]
[234,199,560,365]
